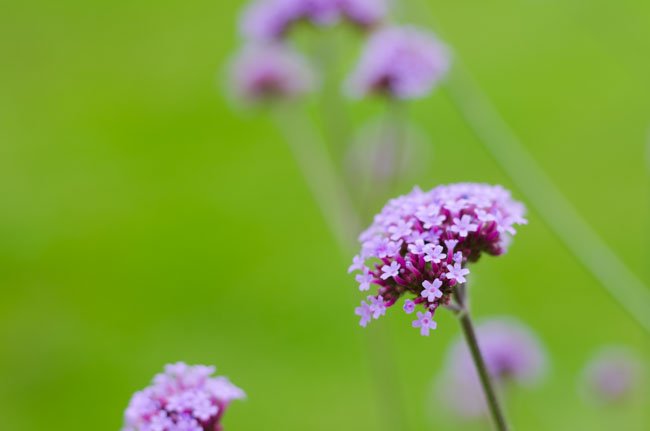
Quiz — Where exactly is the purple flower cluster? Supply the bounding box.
[229,43,316,103]
[240,0,387,41]
[440,318,547,418]
[349,183,526,335]
[122,362,245,431]
[346,26,450,99]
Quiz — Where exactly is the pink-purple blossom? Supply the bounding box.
[345,26,450,100]
[240,0,387,41]
[412,311,437,336]
[348,183,526,335]
[122,362,245,431]
[438,318,547,418]
[229,43,315,103]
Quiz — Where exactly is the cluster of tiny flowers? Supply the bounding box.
[439,318,547,418]
[346,26,450,99]
[240,0,388,41]
[349,183,526,335]
[230,43,316,103]
[122,362,245,431]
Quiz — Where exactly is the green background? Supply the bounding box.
[1,0,648,430]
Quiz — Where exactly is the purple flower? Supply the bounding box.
[380,261,401,280]
[421,279,443,302]
[412,311,437,336]
[423,244,445,264]
[451,214,479,237]
[355,269,373,291]
[348,254,365,273]
[368,295,387,319]
[338,0,388,28]
[445,263,469,285]
[349,183,526,335]
[438,318,547,418]
[581,347,643,404]
[345,26,450,100]
[355,300,372,327]
[229,43,315,103]
[240,0,362,42]
[403,299,415,314]
[122,362,245,431]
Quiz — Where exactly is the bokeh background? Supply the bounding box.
[1,0,649,430]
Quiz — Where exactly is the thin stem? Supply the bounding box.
[271,103,360,252]
[457,311,509,431]
[454,287,509,431]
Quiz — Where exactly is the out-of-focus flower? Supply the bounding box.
[349,183,526,334]
[240,0,386,41]
[229,43,316,104]
[338,0,388,28]
[438,318,547,419]
[122,362,245,431]
[580,347,644,404]
[345,26,450,100]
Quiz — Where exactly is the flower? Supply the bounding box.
[349,183,526,334]
[355,300,372,327]
[229,43,315,103]
[437,318,547,418]
[412,311,437,336]
[122,362,245,431]
[355,269,374,291]
[345,26,450,100]
[403,299,415,314]
[421,279,443,301]
[338,0,388,28]
[240,0,386,41]
[580,347,643,404]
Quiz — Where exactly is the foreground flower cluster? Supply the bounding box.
[349,183,526,335]
[122,363,245,431]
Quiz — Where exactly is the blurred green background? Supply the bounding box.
[1,0,649,430]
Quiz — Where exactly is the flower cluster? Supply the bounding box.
[581,347,643,404]
[349,183,526,335]
[346,26,450,99]
[230,43,316,103]
[438,318,547,418]
[240,0,388,41]
[122,362,245,431]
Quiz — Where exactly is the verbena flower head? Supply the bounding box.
[122,362,245,431]
[349,183,526,334]
[229,43,316,103]
[345,26,450,100]
[240,0,386,41]
[439,318,547,418]
[581,347,643,404]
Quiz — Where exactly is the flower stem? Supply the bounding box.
[457,309,510,431]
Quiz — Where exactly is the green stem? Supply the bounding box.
[454,287,509,431]
[458,312,510,431]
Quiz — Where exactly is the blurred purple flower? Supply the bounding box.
[581,347,644,404]
[229,43,316,103]
[345,26,450,99]
[439,318,547,419]
[122,362,245,431]
[349,183,526,335]
[338,0,388,28]
[240,0,386,41]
